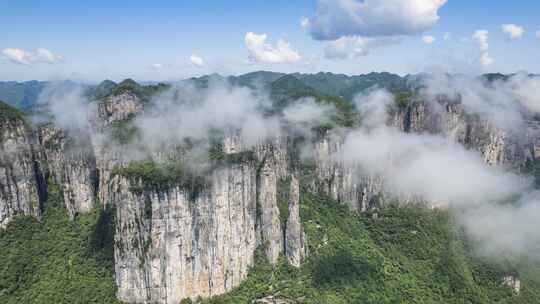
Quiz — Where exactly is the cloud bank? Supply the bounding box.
[306,0,447,40]
[342,87,540,260]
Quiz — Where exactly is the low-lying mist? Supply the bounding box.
[34,73,540,262]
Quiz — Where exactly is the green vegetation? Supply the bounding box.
[294,71,411,102]
[0,100,25,123]
[0,181,119,304]
[208,143,256,165]
[109,118,140,145]
[202,191,540,304]
[107,79,170,103]
[523,158,540,188]
[393,91,416,109]
[269,75,358,129]
[112,160,207,200]
[86,80,117,100]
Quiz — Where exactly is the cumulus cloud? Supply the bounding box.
[245,32,301,64]
[473,30,493,66]
[305,0,447,40]
[502,24,525,39]
[473,30,489,51]
[2,47,63,65]
[422,35,436,44]
[190,54,205,67]
[324,36,400,59]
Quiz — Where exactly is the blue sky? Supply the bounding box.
[1,0,539,82]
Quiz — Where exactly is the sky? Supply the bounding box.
[1,0,539,82]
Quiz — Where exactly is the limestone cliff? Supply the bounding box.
[2,84,540,304]
[35,124,98,218]
[0,109,43,227]
[112,136,308,303]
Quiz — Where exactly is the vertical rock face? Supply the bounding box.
[97,92,144,124]
[313,134,384,212]
[36,124,98,218]
[391,100,535,167]
[309,99,539,213]
[0,114,43,228]
[114,163,258,303]
[256,140,288,264]
[113,135,309,303]
[284,175,306,267]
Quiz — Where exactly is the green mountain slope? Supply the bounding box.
[0,81,47,109]
[0,182,119,304]
[201,191,540,304]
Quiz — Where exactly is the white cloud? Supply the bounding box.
[479,52,493,66]
[151,63,164,69]
[245,32,301,64]
[536,30,540,39]
[2,47,63,65]
[2,48,32,65]
[190,54,205,67]
[422,35,435,44]
[306,0,447,40]
[35,48,63,63]
[473,30,489,51]
[473,30,493,67]
[324,36,400,59]
[340,87,540,260]
[502,24,525,39]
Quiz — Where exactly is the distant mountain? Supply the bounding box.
[1,71,524,110]
[0,81,48,109]
[230,71,286,88]
[186,71,412,102]
[294,71,411,101]
[86,80,117,100]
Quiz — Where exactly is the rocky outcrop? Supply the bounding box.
[503,274,521,295]
[391,100,536,167]
[35,124,98,218]
[284,175,306,267]
[114,163,257,303]
[313,134,384,212]
[97,91,143,124]
[112,135,309,303]
[0,115,43,228]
